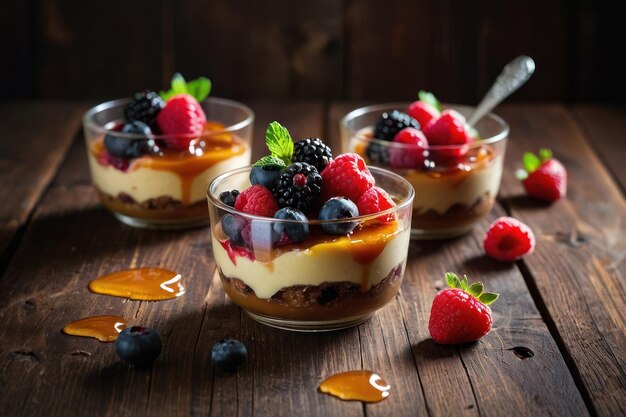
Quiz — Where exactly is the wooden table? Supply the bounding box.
[0,101,624,417]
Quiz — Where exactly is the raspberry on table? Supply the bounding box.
[483,216,535,261]
[156,93,207,150]
[234,185,279,217]
[321,153,375,203]
[293,138,333,173]
[273,162,322,212]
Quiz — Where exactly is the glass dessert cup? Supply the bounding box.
[207,166,414,332]
[341,103,509,239]
[83,97,254,229]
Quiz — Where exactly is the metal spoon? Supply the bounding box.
[467,55,535,127]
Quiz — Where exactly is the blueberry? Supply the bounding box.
[273,207,309,243]
[104,121,160,159]
[319,197,359,234]
[115,326,162,367]
[250,165,283,189]
[219,190,240,207]
[211,339,247,372]
[222,214,247,246]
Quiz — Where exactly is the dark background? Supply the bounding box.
[2,0,625,104]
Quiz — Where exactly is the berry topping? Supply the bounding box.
[115,326,162,367]
[221,214,247,246]
[219,190,240,207]
[516,149,567,202]
[407,101,440,129]
[293,138,333,172]
[483,216,535,262]
[273,162,322,212]
[124,90,165,124]
[211,339,247,372]
[156,93,207,150]
[356,186,395,216]
[321,153,375,203]
[389,127,429,169]
[272,207,309,243]
[319,197,359,235]
[423,109,471,146]
[373,110,419,141]
[250,165,283,189]
[428,273,498,345]
[104,121,160,159]
[365,142,390,166]
[234,185,279,217]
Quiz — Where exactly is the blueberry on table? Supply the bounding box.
[272,207,309,243]
[319,197,359,234]
[250,165,283,189]
[115,326,162,367]
[104,121,160,159]
[212,339,247,372]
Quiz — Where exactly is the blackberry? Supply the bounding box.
[365,141,390,165]
[293,138,333,172]
[219,190,239,207]
[373,110,419,141]
[124,90,165,124]
[273,162,322,212]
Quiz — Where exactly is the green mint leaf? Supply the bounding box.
[186,77,211,102]
[539,148,553,162]
[254,155,287,168]
[445,272,461,289]
[418,90,442,112]
[467,282,484,298]
[478,292,499,305]
[266,121,293,165]
[523,152,541,173]
[160,73,188,101]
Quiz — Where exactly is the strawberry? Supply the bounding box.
[516,149,567,202]
[428,273,498,344]
[483,216,535,261]
[156,93,207,150]
[407,101,440,129]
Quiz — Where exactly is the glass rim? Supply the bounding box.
[83,96,255,140]
[341,102,509,148]
[207,165,415,226]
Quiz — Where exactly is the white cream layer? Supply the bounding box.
[87,150,251,204]
[212,227,411,299]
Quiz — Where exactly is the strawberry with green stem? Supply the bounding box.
[429,272,498,344]
[516,148,567,202]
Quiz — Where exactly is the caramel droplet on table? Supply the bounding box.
[88,267,185,301]
[319,370,391,403]
[62,315,128,342]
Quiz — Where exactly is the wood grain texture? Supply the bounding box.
[497,104,626,417]
[571,105,626,193]
[328,102,590,417]
[0,102,86,261]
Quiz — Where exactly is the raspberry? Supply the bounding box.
[428,272,498,344]
[423,110,472,165]
[356,187,395,215]
[373,110,419,141]
[234,185,279,217]
[407,101,440,128]
[321,153,375,203]
[156,94,207,150]
[389,127,428,169]
[483,217,535,261]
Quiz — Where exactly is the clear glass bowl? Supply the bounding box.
[341,103,509,239]
[207,166,414,332]
[83,97,254,229]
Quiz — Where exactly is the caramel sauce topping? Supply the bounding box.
[319,370,391,403]
[62,315,128,342]
[91,121,248,204]
[88,267,185,301]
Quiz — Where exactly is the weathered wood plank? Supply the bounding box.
[328,102,590,417]
[571,105,626,193]
[0,102,85,261]
[497,103,626,417]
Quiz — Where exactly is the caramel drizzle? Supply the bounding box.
[88,267,185,301]
[319,370,391,403]
[62,315,128,342]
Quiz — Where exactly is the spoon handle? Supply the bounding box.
[467,56,535,127]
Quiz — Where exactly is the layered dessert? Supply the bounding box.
[84,74,252,227]
[208,122,413,330]
[344,92,507,237]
